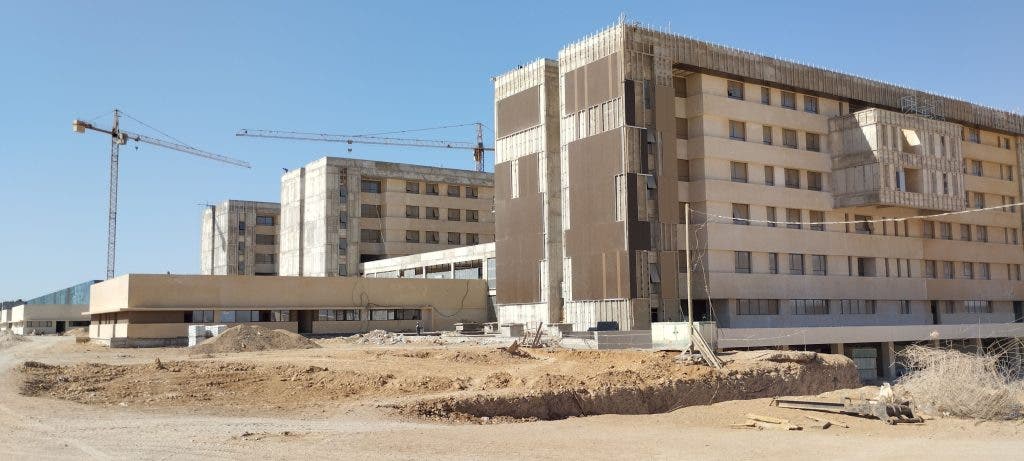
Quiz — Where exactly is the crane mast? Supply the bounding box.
[236,122,494,172]
[73,109,250,279]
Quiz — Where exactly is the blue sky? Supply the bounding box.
[1,1,1021,299]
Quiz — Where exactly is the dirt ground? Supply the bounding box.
[3,336,1024,460]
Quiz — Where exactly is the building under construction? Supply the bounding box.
[493,22,1024,379]
[200,200,281,276]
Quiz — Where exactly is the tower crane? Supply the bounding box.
[235,122,493,172]
[72,109,251,280]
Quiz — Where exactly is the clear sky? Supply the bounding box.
[1,1,1022,299]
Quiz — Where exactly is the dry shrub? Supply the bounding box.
[897,342,1024,420]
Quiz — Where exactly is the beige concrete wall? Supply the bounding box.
[201,200,280,276]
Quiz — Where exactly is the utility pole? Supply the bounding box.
[685,202,694,354]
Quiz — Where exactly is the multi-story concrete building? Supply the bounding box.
[279,157,494,277]
[200,200,280,276]
[495,22,1024,377]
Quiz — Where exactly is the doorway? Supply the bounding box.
[55,321,66,334]
[1014,301,1023,323]
[930,301,940,325]
[297,310,313,334]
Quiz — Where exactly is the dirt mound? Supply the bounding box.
[0,330,26,349]
[405,352,859,422]
[61,327,89,337]
[191,325,320,354]
[354,330,406,345]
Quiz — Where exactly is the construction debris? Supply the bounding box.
[191,325,320,354]
[354,330,407,345]
[770,397,923,425]
[731,414,802,431]
[0,330,26,349]
[897,343,1024,420]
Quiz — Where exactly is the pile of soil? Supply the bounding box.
[0,330,25,349]
[192,325,320,354]
[354,330,406,345]
[61,327,88,337]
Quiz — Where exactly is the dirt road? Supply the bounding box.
[2,336,1023,460]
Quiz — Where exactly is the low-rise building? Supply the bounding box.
[2,281,96,334]
[361,242,496,320]
[87,274,488,347]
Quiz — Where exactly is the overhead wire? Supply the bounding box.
[119,111,198,149]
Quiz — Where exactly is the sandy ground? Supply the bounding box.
[2,336,1024,460]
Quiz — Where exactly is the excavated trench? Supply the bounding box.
[404,354,861,421]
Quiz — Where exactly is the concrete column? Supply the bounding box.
[973,337,984,354]
[880,341,897,381]
[831,343,845,355]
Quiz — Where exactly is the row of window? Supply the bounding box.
[23,321,54,327]
[403,230,480,245]
[236,216,275,235]
[731,250,1022,281]
[726,80,819,113]
[965,159,1015,181]
[728,120,822,152]
[723,203,1020,244]
[963,127,1014,150]
[729,162,823,190]
[359,179,480,198]
[185,310,291,323]
[356,204,481,222]
[736,299,993,316]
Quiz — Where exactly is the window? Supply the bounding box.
[792,299,828,315]
[840,299,876,315]
[467,233,480,245]
[361,204,381,218]
[786,208,801,229]
[426,231,439,244]
[256,215,274,226]
[360,229,382,243]
[405,230,420,243]
[255,234,275,245]
[811,255,827,275]
[940,222,952,240]
[447,185,461,197]
[405,205,420,218]
[769,253,779,274]
[962,262,974,279]
[943,261,954,279]
[974,192,985,209]
[237,221,246,235]
[426,207,439,220]
[425,183,439,195]
[734,251,752,273]
[807,171,822,191]
[318,309,361,321]
[731,162,748,183]
[729,120,746,140]
[964,300,992,314]
[676,117,689,139]
[338,264,347,276]
[789,253,804,275]
[237,241,245,253]
[732,204,750,225]
[971,160,983,176]
[678,159,691,181]
[727,80,744,100]
[804,96,819,114]
[1012,228,1019,245]
[466,209,479,222]
[737,299,779,315]
[764,166,775,186]
[782,129,798,148]
[255,253,275,264]
[925,260,936,278]
[856,257,876,277]
[968,128,981,143]
[339,214,348,229]
[447,232,461,245]
[980,262,991,280]
[361,179,382,193]
[466,186,479,198]
[762,126,773,145]
[760,87,770,105]
[766,207,777,227]
[806,133,821,152]
[186,310,215,323]
[922,221,935,238]
[448,208,461,221]
[405,181,420,193]
[960,224,972,241]
[781,91,796,109]
[900,300,911,315]
[674,76,688,97]
[784,168,800,188]
[809,211,824,231]
[1012,264,1022,281]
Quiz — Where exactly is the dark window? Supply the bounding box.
[804,96,819,114]
[360,229,382,243]
[448,209,461,221]
[760,87,770,105]
[405,205,419,218]
[465,186,479,198]
[405,230,420,243]
[732,204,750,225]
[731,162,748,183]
[426,231,439,244]
[467,233,480,245]
[727,81,744,100]
[782,129,798,148]
[361,204,381,218]
[806,133,821,152]
[807,172,822,191]
[734,251,751,273]
[789,254,804,275]
[426,207,439,220]
[405,181,420,193]
[447,185,461,197]
[254,234,275,245]
[809,211,824,231]
[426,183,439,195]
[256,215,274,226]
[786,208,801,229]
[448,232,461,245]
[784,168,800,188]
[811,254,827,275]
[792,299,828,315]
[361,179,382,193]
[781,91,796,109]
[729,120,746,140]
[737,299,779,315]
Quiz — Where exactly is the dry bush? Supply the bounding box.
[897,341,1024,420]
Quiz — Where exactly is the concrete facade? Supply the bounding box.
[494,22,1024,352]
[279,157,495,278]
[87,274,488,347]
[361,242,497,321]
[1,280,96,334]
[200,200,280,276]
